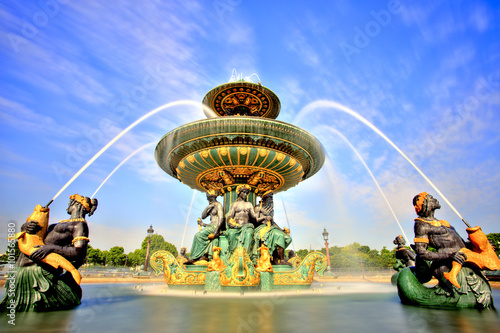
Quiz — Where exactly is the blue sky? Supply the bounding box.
[1,0,499,255]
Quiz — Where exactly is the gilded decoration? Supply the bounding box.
[150,250,206,285]
[219,91,264,116]
[273,252,327,285]
[206,247,225,272]
[289,256,302,268]
[219,246,261,287]
[193,162,286,194]
[255,246,273,273]
[176,256,188,265]
[202,82,280,119]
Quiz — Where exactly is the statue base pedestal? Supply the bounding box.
[259,271,274,291]
[150,249,328,292]
[205,271,221,292]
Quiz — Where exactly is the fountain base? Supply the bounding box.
[150,248,327,292]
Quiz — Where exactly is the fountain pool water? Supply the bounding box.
[1,283,498,332]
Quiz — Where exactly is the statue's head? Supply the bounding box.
[206,189,219,200]
[413,192,440,217]
[393,235,405,246]
[288,250,295,258]
[261,190,273,203]
[68,194,98,217]
[180,247,186,255]
[236,184,251,197]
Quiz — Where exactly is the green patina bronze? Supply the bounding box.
[397,266,494,309]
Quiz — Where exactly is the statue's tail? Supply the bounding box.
[465,227,500,270]
[443,226,500,288]
[43,253,82,285]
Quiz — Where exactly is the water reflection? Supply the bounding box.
[1,282,498,332]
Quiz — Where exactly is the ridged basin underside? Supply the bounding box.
[155,117,325,194]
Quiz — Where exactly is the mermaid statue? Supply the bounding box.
[396,192,498,309]
[0,194,97,312]
[391,235,415,285]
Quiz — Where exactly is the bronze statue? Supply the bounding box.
[287,249,302,267]
[396,192,495,308]
[225,185,266,253]
[186,190,224,264]
[0,194,96,312]
[176,247,189,264]
[411,193,471,284]
[252,191,292,265]
[179,247,188,259]
[393,235,415,270]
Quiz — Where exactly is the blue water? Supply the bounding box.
[1,282,499,333]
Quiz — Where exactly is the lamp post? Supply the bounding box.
[144,225,154,272]
[322,228,333,276]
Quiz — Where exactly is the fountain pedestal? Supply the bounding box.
[151,250,327,292]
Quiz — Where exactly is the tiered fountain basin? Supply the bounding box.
[155,116,325,208]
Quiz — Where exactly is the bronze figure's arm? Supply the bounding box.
[30,222,89,269]
[212,203,224,237]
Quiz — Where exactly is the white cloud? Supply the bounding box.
[286,29,320,67]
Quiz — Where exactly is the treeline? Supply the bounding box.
[295,242,397,269]
[2,233,498,269]
[85,234,178,268]
[294,233,500,270]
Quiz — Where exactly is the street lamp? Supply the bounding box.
[144,225,154,272]
[322,228,333,276]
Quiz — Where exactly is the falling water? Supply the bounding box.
[180,190,197,249]
[317,125,410,244]
[280,195,295,251]
[46,100,217,207]
[294,100,467,226]
[90,142,156,198]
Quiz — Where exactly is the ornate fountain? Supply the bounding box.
[151,79,327,291]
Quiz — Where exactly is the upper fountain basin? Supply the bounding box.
[155,117,325,194]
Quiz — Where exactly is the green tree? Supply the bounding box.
[379,246,396,268]
[141,234,178,257]
[486,233,500,256]
[102,250,110,266]
[296,249,309,260]
[86,245,106,265]
[107,246,126,266]
[359,245,371,254]
[127,248,146,267]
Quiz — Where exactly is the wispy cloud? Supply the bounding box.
[286,29,320,67]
